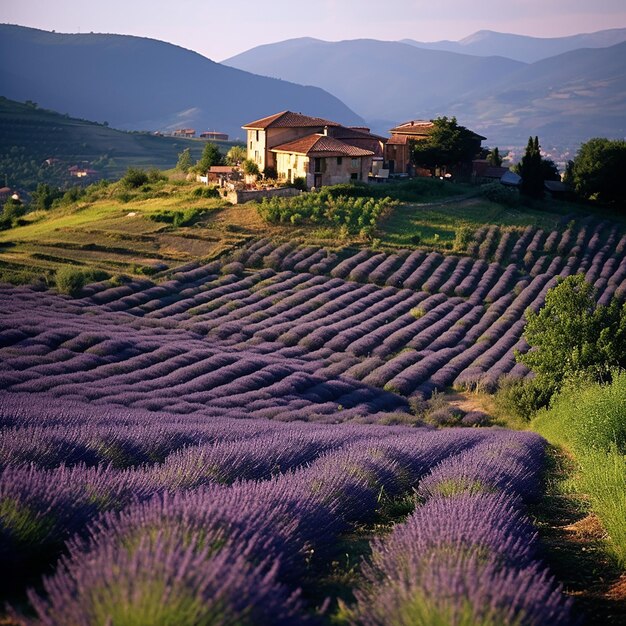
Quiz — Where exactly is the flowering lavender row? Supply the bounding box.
[3,388,503,623]
[3,236,626,406]
[351,431,575,625]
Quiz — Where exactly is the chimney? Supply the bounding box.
[323,125,329,136]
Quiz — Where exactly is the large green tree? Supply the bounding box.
[517,275,626,390]
[410,116,480,170]
[567,137,626,204]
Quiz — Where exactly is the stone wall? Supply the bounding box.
[225,187,302,204]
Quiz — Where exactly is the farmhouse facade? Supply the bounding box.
[242,111,385,188]
[385,120,486,176]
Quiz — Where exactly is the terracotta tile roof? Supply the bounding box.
[389,119,486,141]
[386,133,410,145]
[271,133,375,157]
[209,166,235,173]
[331,126,387,142]
[389,120,434,136]
[242,110,342,130]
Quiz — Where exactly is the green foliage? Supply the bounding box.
[241,159,260,176]
[191,186,220,199]
[147,168,167,183]
[2,197,26,226]
[533,372,626,454]
[121,167,149,189]
[576,449,626,566]
[478,182,519,207]
[225,145,246,166]
[31,183,63,210]
[541,158,560,182]
[195,142,223,172]
[293,176,307,191]
[257,189,397,235]
[532,373,626,565]
[453,226,473,251]
[518,136,544,198]
[517,275,626,390]
[569,137,626,204]
[494,376,553,421]
[55,265,109,297]
[410,116,481,169]
[176,148,192,172]
[486,146,503,167]
[149,207,211,228]
[263,166,277,180]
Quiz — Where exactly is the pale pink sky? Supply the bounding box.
[2,0,626,60]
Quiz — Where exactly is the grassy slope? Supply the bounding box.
[0,97,238,189]
[0,178,590,282]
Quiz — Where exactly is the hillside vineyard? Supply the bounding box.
[1,215,624,623]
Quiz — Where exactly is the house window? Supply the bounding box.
[314,157,322,173]
[351,172,358,181]
[255,130,259,142]
[337,157,343,165]
[254,150,259,163]
[249,141,253,150]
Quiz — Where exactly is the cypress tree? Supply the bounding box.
[519,136,544,198]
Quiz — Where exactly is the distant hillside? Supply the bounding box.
[225,37,626,146]
[0,96,224,190]
[225,39,524,124]
[0,24,364,138]
[445,42,626,146]
[401,28,626,63]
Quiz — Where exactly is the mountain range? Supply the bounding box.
[1,24,626,150]
[0,24,364,139]
[399,28,626,63]
[224,35,626,146]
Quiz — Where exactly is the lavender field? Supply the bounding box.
[2,215,623,624]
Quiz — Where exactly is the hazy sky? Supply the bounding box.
[2,0,626,60]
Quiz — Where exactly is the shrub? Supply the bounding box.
[149,207,211,228]
[293,177,307,191]
[494,377,553,421]
[121,168,149,189]
[242,160,260,176]
[453,226,473,251]
[55,266,109,297]
[479,182,519,207]
[257,191,397,234]
[533,371,626,454]
[191,186,220,199]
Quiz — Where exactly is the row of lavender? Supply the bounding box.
[226,217,626,290]
[1,394,573,624]
[353,432,573,625]
[1,236,624,411]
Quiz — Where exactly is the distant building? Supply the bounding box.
[200,131,229,141]
[472,159,510,182]
[242,111,385,188]
[0,187,12,202]
[68,165,98,179]
[172,129,196,138]
[385,120,485,176]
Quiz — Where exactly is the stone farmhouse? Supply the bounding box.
[242,111,486,189]
[242,111,386,189]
